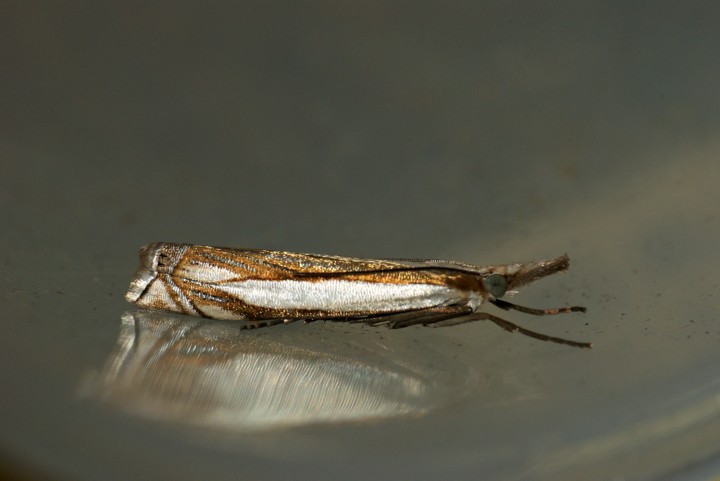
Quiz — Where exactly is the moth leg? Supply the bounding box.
[356,306,473,329]
[349,311,415,326]
[425,316,480,328]
[240,318,298,330]
[490,298,586,316]
[443,311,592,348]
[389,307,472,329]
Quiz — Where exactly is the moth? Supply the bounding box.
[126,243,591,348]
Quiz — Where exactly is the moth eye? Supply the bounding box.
[483,274,507,298]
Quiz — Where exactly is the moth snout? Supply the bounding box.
[138,243,163,269]
[125,244,167,303]
[126,243,182,303]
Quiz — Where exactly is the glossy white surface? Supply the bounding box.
[215,279,465,311]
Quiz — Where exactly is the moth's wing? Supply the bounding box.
[174,244,524,279]
[175,245,441,280]
[172,245,570,292]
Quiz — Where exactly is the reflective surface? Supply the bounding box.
[84,311,467,430]
[2,2,720,480]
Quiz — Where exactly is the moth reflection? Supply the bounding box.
[88,311,462,430]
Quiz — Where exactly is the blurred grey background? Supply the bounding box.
[2,2,720,481]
